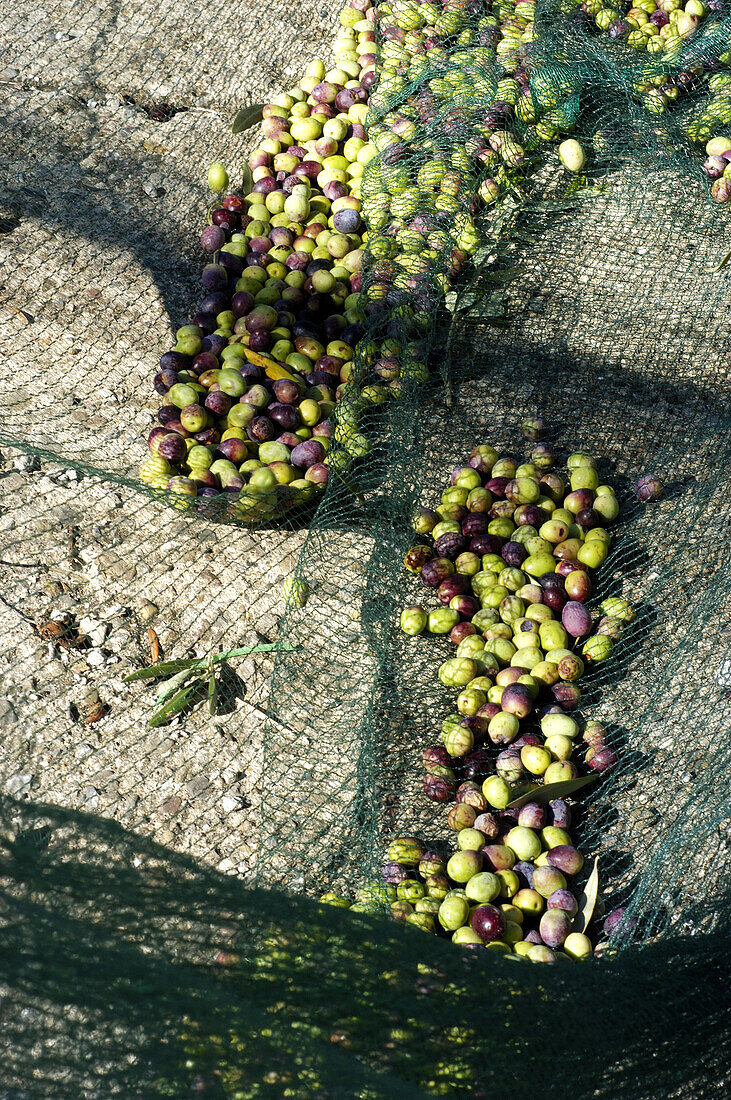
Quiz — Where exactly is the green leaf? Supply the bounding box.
[485,266,523,283]
[232,104,265,134]
[241,164,253,195]
[506,774,597,808]
[155,668,200,703]
[207,647,217,716]
[573,857,600,934]
[149,682,202,728]
[208,669,217,716]
[123,658,204,682]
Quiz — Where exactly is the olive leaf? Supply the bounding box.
[207,647,217,717]
[241,164,254,195]
[232,104,265,134]
[155,667,199,704]
[573,857,600,934]
[149,681,204,728]
[506,774,597,809]
[124,658,203,682]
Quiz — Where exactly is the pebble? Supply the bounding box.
[162,795,182,815]
[7,773,34,796]
[76,742,94,759]
[98,603,127,620]
[79,616,108,647]
[0,698,17,732]
[185,775,209,797]
[138,600,158,622]
[13,454,40,472]
[221,795,243,813]
[106,630,132,653]
[85,648,106,667]
[82,786,100,809]
[49,608,72,623]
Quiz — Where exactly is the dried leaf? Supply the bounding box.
[147,626,161,663]
[573,857,600,933]
[83,703,106,726]
[232,104,265,134]
[506,774,597,808]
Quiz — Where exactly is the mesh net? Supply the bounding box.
[1,0,731,1095]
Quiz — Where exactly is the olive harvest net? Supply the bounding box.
[0,0,730,1096]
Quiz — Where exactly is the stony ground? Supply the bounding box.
[1,1,731,1097]
[0,0,349,877]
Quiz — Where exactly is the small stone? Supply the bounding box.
[79,616,108,647]
[99,604,126,620]
[13,454,40,472]
[82,786,100,809]
[105,630,132,653]
[0,698,17,732]
[185,775,209,798]
[162,796,182,815]
[138,601,158,623]
[49,608,72,623]
[221,795,243,813]
[7,774,34,796]
[76,742,94,759]
[85,648,106,667]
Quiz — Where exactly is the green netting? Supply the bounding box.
[1,0,731,1094]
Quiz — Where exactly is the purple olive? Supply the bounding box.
[435,533,468,560]
[585,746,618,773]
[547,889,579,917]
[551,682,581,710]
[205,391,232,417]
[470,904,506,942]
[513,861,535,888]
[424,774,455,802]
[217,437,248,464]
[486,477,509,498]
[501,541,527,566]
[381,862,410,886]
[514,504,546,528]
[634,474,663,502]
[272,379,300,405]
[232,291,255,317]
[562,601,592,638]
[462,513,490,537]
[549,799,572,828]
[423,744,451,769]
[157,433,187,463]
[290,439,326,469]
[201,225,225,252]
[500,684,534,719]
[268,403,300,431]
[604,907,635,937]
[305,463,328,486]
[437,575,470,605]
[547,845,584,876]
[420,558,455,587]
[470,534,502,556]
[517,802,547,830]
[543,588,567,613]
[539,909,571,948]
[202,263,228,290]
